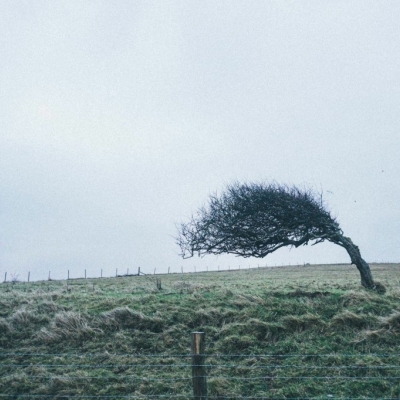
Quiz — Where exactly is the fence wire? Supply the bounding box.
[2,352,400,357]
[1,352,400,399]
[1,396,399,399]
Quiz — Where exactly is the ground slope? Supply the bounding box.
[0,263,400,399]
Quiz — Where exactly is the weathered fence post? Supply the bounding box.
[156,278,162,290]
[28,272,30,283]
[4,272,7,283]
[101,269,103,278]
[85,269,87,279]
[67,270,70,280]
[168,267,170,274]
[138,267,140,276]
[191,332,207,400]
[116,268,118,277]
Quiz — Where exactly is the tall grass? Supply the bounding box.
[0,263,399,398]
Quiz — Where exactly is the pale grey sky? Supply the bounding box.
[1,1,399,281]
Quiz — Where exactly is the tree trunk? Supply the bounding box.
[335,235,375,289]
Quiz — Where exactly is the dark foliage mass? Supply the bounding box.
[177,182,341,258]
[177,182,376,289]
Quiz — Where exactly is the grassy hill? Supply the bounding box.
[1,263,400,399]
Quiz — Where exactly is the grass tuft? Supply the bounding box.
[330,310,376,329]
[281,313,325,332]
[37,311,101,343]
[248,318,285,340]
[375,281,387,294]
[379,311,400,331]
[99,307,164,332]
[218,334,255,352]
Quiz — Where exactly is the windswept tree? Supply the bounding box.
[177,182,376,290]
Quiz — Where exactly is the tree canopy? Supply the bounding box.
[177,182,376,289]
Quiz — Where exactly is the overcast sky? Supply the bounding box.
[1,1,399,281]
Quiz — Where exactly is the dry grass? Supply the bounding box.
[37,311,101,343]
[99,307,164,332]
[281,313,326,332]
[380,311,400,330]
[330,310,376,329]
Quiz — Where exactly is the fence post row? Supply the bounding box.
[191,331,207,400]
[3,264,272,284]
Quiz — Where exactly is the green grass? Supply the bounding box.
[1,263,400,399]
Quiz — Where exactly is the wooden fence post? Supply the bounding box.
[68,270,70,280]
[85,269,86,279]
[4,272,7,283]
[28,272,30,283]
[191,332,207,400]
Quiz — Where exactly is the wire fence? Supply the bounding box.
[1,337,400,399]
[3,264,273,284]
[3,262,372,284]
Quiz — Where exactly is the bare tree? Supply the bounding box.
[176,182,376,290]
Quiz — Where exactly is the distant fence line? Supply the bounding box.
[2,262,395,284]
[1,332,400,399]
[2,262,310,284]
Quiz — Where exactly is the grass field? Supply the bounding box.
[1,263,400,399]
